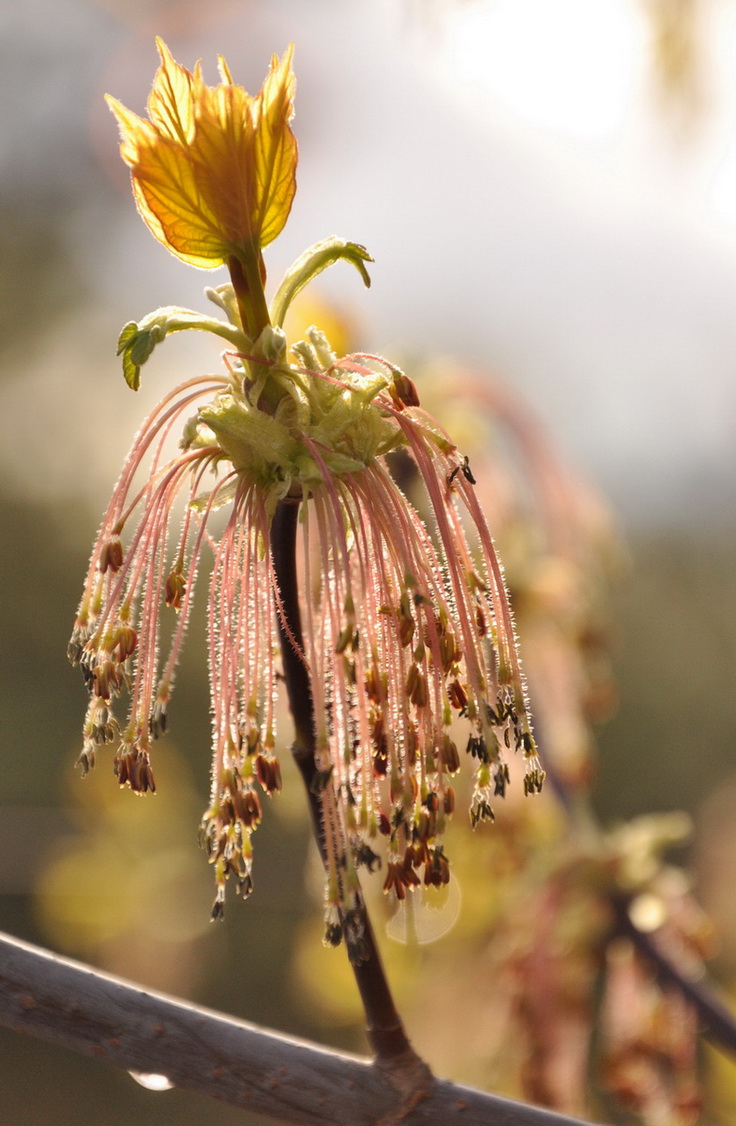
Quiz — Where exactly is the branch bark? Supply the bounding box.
[0,929,599,1126]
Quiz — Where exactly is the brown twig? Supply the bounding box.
[614,897,736,1057]
[0,929,600,1126]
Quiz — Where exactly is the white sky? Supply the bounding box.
[2,0,735,526]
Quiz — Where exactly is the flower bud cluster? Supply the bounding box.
[71,40,542,936]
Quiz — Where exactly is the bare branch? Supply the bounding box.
[0,929,599,1126]
[614,899,736,1057]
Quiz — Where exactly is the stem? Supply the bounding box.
[227,250,271,342]
[270,499,421,1067]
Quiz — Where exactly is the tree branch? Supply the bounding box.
[614,898,736,1057]
[0,929,600,1126]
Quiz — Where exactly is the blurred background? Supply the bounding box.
[1,0,735,1122]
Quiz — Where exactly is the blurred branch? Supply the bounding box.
[615,899,736,1057]
[0,929,599,1126]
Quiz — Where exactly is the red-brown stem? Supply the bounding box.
[227,250,271,342]
[270,498,418,1064]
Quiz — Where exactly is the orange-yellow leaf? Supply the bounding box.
[146,38,196,147]
[106,41,298,270]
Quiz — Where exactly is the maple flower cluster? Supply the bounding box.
[69,41,542,940]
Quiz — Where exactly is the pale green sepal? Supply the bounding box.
[305,327,336,371]
[269,238,373,329]
[198,395,298,481]
[116,306,248,390]
[190,476,239,514]
[205,284,243,329]
[290,339,319,371]
[253,325,287,365]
